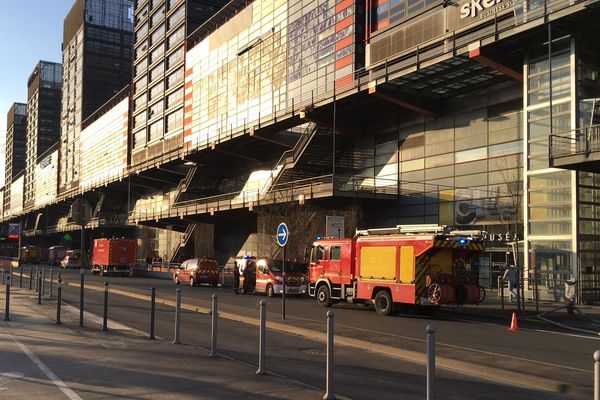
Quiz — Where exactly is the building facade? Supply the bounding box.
[4,103,28,217]
[59,0,134,195]
[130,0,227,169]
[24,61,63,210]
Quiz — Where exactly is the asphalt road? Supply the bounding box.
[13,266,597,398]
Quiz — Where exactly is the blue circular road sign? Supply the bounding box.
[276,223,289,247]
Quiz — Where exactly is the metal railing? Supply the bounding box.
[549,125,600,159]
[129,174,470,221]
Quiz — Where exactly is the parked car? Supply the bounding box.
[174,257,219,287]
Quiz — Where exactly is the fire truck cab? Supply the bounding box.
[308,224,486,316]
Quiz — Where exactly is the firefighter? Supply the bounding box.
[233,262,240,294]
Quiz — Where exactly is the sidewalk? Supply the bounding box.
[0,288,324,399]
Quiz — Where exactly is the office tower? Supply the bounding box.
[60,0,134,194]
[24,61,62,209]
[130,0,225,166]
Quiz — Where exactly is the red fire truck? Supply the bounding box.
[308,225,486,316]
[91,238,137,277]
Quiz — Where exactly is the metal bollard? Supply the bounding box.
[1,267,4,285]
[4,276,10,321]
[19,264,23,288]
[42,268,46,296]
[28,266,32,290]
[148,286,156,340]
[37,273,42,305]
[34,267,39,293]
[56,274,62,325]
[173,288,181,344]
[323,310,335,400]
[102,282,109,331]
[49,269,53,298]
[595,351,600,400]
[426,325,436,400]
[79,268,84,327]
[209,294,218,358]
[256,300,267,375]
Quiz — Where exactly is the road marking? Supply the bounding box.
[0,372,25,391]
[2,330,83,400]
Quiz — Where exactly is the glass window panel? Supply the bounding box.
[489,141,522,157]
[455,147,488,163]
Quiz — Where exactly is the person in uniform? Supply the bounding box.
[233,262,240,294]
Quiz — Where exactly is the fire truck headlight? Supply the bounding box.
[274,275,283,282]
[458,238,468,245]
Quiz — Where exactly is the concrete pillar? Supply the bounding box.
[194,223,214,258]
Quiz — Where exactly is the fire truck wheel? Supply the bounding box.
[316,284,332,307]
[99,268,105,277]
[174,275,180,285]
[189,277,195,287]
[266,284,275,298]
[374,290,394,316]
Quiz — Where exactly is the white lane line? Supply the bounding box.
[3,331,83,400]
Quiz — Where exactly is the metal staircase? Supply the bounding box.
[273,124,354,186]
[173,165,198,203]
[168,222,197,263]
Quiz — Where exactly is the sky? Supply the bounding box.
[0,1,74,186]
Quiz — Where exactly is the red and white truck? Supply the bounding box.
[236,257,308,297]
[308,225,486,316]
[91,238,137,277]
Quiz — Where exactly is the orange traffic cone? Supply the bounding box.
[508,312,519,331]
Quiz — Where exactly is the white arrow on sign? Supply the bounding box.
[278,230,287,241]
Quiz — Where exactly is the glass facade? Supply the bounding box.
[525,39,576,300]
[576,39,600,304]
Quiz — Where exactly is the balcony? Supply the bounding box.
[549,125,600,171]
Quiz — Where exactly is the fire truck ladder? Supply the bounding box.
[356,224,486,240]
[168,222,197,263]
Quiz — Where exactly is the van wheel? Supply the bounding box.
[266,284,275,298]
[374,290,394,316]
[317,285,332,308]
[189,277,195,287]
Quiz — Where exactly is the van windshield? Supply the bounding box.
[267,260,308,274]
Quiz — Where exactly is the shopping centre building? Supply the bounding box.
[1,0,599,303]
